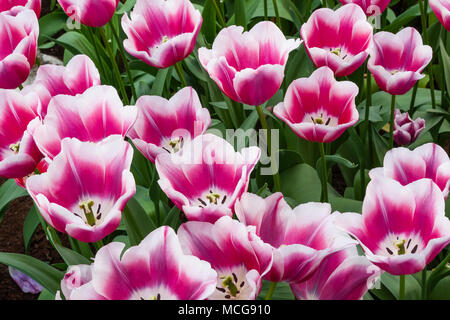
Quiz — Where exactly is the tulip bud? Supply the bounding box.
[393,109,425,146]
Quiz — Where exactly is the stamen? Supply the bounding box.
[325,118,331,126]
[386,247,394,255]
[406,239,412,249]
[198,198,207,206]
[216,287,226,293]
[411,244,418,254]
[9,142,20,154]
[232,273,238,283]
[221,195,227,204]
[162,35,169,43]
[314,118,324,125]
[240,281,245,288]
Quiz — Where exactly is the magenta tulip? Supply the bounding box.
[429,0,450,31]
[367,27,432,95]
[393,109,425,146]
[300,4,373,77]
[199,21,300,106]
[156,134,260,223]
[22,54,101,118]
[235,192,356,283]
[0,0,41,17]
[32,85,137,160]
[57,0,119,28]
[273,66,359,143]
[0,7,39,89]
[14,158,49,189]
[26,136,136,243]
[339,0,391,16]
[178,216,273,300]
[122,0,202,69]
[127,87,211,163]
[369,143,450,199]
[0,90,42,179]
[290,247,382,300]
[337,178,450,275]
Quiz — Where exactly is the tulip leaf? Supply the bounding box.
[150,68,171,96]
[329,197,363,214]
[0,179,28,224]
[23,206,41,254]
[380,273,422,300]
[202,0,217,43]
[162,206,181,230]
[123,196,157,247]
[439,39,450,98]
[234,0,246,29]
[38,10,68,46]
[38,288,56,300]
[116,0,136,15]
[280,163,321,204]
[0,253,64,295]
[47,230,91,266]
[258,280,295,300]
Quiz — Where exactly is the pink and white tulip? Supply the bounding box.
[429,0,450,31]
[337,178,450,275]
[156,134,260,223]
[0,0,41,17]
[32,85,137,159]
[26,136,136,243]
[300,4,373,77]
[199,21,300,106]
[0,7,39,89]
[339,0,391,16]
[178,216,273,300]
[273,66,359,143]
[14,157,49,188]
[235,192,356,283]
[367,27,432,95]
[122,0,202,69]
[57,0,119,28]
[369,143,450,199]
[22,54,101,118]
[73,226,218,300]
[57,264,106,300]
[0,90,42,179]
[127,87,211,163]
[290,246,382,300]
[393,109,425,146]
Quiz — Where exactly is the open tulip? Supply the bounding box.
[337,178,450,275]
[273,66,359,143]
[0,89,42,179]
[178,216,273,300]
[156,134,260,223]
[290,247,382,300]
[339,0,390,16]
[57,0,119,28]
[429,0,450,31]
[393,109,425,146]
[0,7,39,89]
[22,54,101,118]
[122,0,202,69]
[367,27,432,95]
[14,157,49,188]
[235,192,356,283]
[369,143,450,199]
[26,136,136,243]
[199,21,300,106]
[32,85,137,160]
[0,0,41,17]
[127,87,211,163]
[300,4,373,77]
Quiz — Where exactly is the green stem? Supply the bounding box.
[94,239,104,251]
[108,21,137,103]
[272,0,281,29]
[87,27,111,84]
[256,105,281,192]
[399,275,406,300]
[421,269,427,300]
[99,27,130,105]
[389,95,396,149]
[264,0,268,20]
[212,0,226,27]
[174,62,187,87]
[319,142,328,202]
[265,282,278,300]
[409,82,419,115]
[441,25,447,109]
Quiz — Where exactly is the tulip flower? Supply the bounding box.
[26,136,136,243]
[337,178,450,275]
[367,27,432,95]
[57,0,119,28]
[9,266,43,294]
[156,134,260,223]
[273,66,359,144]
[290,247,382,300]
[235,192,356,283]
[369,143,450,199]
[127,87,211,163]
[429,0,450,31]
[121,0,202,69]
[56,265,107,300]
[393,109,425,146]
[22,54,101,118]
[178,216,273,300]
[0,7,39,89]
[0,90,42,179]
[300,4,373,77]
[0,0,41,17]
[68,226,218,300]
[32,85,137,160]
[199,21,300,106]
[14,157,49,188]
[339,0,390,16]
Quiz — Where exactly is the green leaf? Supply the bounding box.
[380,272,422,300]
[201,0,217,43]
[116,0,136,14]
[329,197,363,214]
[38,10,68,46]
[234,0,246,28]
[0,179,28,223]
[280,163,321,204]
[258,281,295,300]
[162,206,181,230]
[0,253,64,294]
[439,39,450,97]
[429,275,450,300]
[47,230,91,266]
[150,68,171,96]
[123,196,157,246]
[38,288,56,300]
[23,206,41,253]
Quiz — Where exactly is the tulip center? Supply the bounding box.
[162,35,169,43]
[9,142,20,154]
[140,294,161,300]
[329,47,350,61]
[383,236,420,256]
[216,272,246,299]
[197,190,227,208]
[162,137,184,154]
[73,199,104,227]
[309,113,333,126]
[391,70,399,75]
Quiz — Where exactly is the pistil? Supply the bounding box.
[9,142,20,154]
[79,200,96,226]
